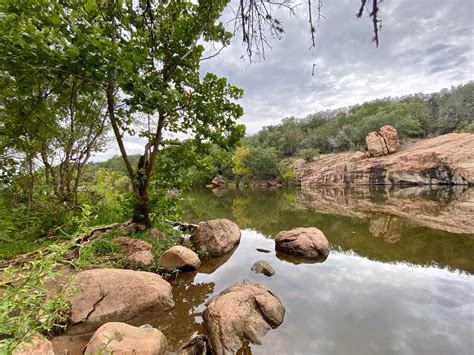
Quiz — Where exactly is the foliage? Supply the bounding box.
[0,245,72,352]
[250,82,473,157]
[298,148,320,162]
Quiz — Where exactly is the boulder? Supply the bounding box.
[366,131,388,157]
[251,260,275,276]
[158,246,201,272]
[274,227,330,259]
[203,281,285,354]
[379,125,400,153]
[13,336,54,355]
[84,322,168,355]
[191,219,241,256]
[68,269,174,333]
[366,125,399,157]
[113,237,154,266]
[147,228,165,241]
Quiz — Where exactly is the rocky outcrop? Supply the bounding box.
[158,246,201,272]
[298,133,474,186]
[366,125,400,157]
[275,227,330,259]
[191,219,241,256]
[203,281,285,354]
[114,237,154,266]
[68,269,174,333]
[13,336,54,355]
[251,260,275,276]
[84,322,168,355]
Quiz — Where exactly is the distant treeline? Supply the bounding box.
[88,82,474,185]
[245,82,473,157]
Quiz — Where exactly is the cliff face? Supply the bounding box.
[297,133,474,186]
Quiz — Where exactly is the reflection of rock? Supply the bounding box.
[298,133,474,186]
[275,227,330,259]
[369,215,402,244]
[68,269,174,334]
[197,247,237,274]
[84,322,168,354]
[176,334,209,355]
[159,246,201,272]
[297,185,474,235]
[191,219,241,256]
[276,250,327,265]
[203,281,285,354]
[251,260,275,276]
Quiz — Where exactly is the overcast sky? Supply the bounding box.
[98,0,473,160]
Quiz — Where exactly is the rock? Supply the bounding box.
[366,131,388,157]
[84,322,168,355]
[251,260,275,276]
[366,125,399,157]
[114,236,152,253]
[13,336,54,355]
[147,228,165,241]
[211,174,226,187]
[114,237,154,265]
[297,133,474,186]
[191,219,241,256]
[274,227,330,259]
[379,125,400,153]
[68,268,174,333]
[158,245,201,272]
[203,281,285,354]
[128,250,154,265]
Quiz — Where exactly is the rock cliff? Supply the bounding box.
[297,133,474,186]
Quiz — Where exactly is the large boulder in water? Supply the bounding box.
[84,322,168,355]
[274,227,330,259]
[191,219,241,256]
[158,245,201,272]
[68,269,174,333]
[203,281,285,354]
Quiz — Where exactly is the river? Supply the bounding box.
[154,185,473,354]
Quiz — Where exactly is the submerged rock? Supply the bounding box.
[68,269,174,333]
[251,260,275,276]
[191,219,241,256]
[158,245,201,272]
[203,281,285,354]
[84,322,168,355]
[256,248,271,253]
[13,336,54,355]
[176,334,209,355]
[275,227,330,259]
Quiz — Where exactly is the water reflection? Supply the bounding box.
[173,230,473,354]
[180,186,474,273]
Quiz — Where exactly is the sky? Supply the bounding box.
[97,0,474,160]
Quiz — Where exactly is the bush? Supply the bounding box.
[298,148,320,162]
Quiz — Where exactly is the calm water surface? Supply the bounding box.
[57,186,474,354]
[158,186,473,355]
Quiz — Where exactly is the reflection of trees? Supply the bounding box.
[128,271,215,351]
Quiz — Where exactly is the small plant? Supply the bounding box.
[298,148,320,162]
[75,237,121,268]
[0,245,73,353]
[196,247,209,258]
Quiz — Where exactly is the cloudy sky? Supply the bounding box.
[98,0,473,159]
[202,0,473,134]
